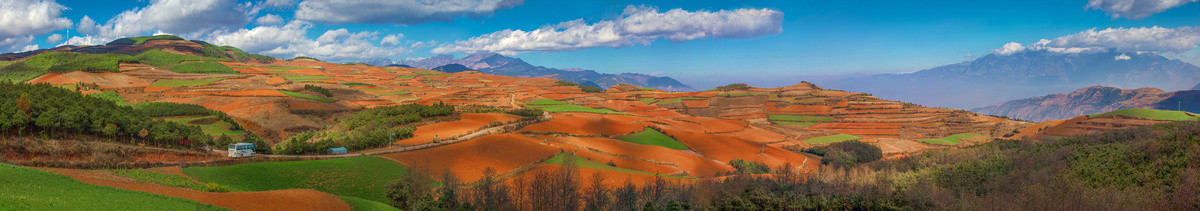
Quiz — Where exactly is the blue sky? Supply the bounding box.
[3,0,1200,88]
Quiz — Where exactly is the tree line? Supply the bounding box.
[0,82,210,149]
[274,103,455,154]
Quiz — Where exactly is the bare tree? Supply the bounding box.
[583,172,610,211]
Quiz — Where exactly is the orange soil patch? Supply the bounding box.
[544,136,734,177]
[378,134,560,182]
[1012,119,1065,140]
[26,71,152,88]
[40,168,351,211]
[351,100,393,108]
[401,113,522,146]
[660,129,810,168]
[143,86,173,92]
[686,117,746,133]
[520,114,643,136]
[724,125,789,144]
[162,91,219,95]
[218,90,287,97]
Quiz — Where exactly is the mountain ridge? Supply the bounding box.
[403,54,694,91]
[972,85,1200,121]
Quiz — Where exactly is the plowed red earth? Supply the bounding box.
[401,113,522,146]
[39,168,351,211]
[378,134,560,182]
[520,114,643,136]
[540,135,734,177]
[660,129,810,168]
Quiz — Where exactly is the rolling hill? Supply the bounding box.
[402,53,694,91]
[972,85,1200,121]
[814,50,1200,109]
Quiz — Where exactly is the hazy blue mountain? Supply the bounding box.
[404,53,694,91]
[972,85,1200,121]
[432,64,475,73]
[813,50,1200,109]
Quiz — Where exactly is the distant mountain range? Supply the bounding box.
[971,85,1200,121]
[399,54,694,91]
[813,50,1200,109]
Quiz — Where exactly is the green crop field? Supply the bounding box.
[524,99,627,114]
[182,156,413,204]
[545,153,688,179]
[768,115,835,122]
[89,91,133,107]
[0,52,135,82]
[108,169,229,192]
[338,195,400,211]
[1088,108,1199,121]
[279,90,336,102]
[617,128,690,150]
[916,133,986,146]
[341,82,373,87]
[639,98,657,104]
[161,116,245,136]
[773,121,815,126]
[0,163,226,210]
[135,50,235,74]
[171,62,237,74]
[150,77,225,87]
[802,134,862,144]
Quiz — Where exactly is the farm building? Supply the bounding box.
[228,143,256,157]
[328,147,347,155]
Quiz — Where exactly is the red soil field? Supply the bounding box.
[401,113,522,146]
[378,134,561,182]
[659,129,811,168]
[541,136,734,177]
[40,168,352,211]
[520,114,643,136]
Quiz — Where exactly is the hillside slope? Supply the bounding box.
[972,86,1200,121]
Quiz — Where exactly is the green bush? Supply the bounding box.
[581,86,604,93]
[304,85,333,97]
[802,140,883,168]
[506,108,543,117]
[729,159,769,174]
[275,104,453,155]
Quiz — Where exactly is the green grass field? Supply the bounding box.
[1088,108,1199,121]
[279,90,336,102]
[376,91,410,96]
[161,116,245,136]
[88,91,133,107]
[342,82,373,87]
[109,35,185,45]
[617,128,690,150]
[150,77,225,87]
[524,99,626,114]
[544,153,688,179]
[338,195,400,211]
[773,121,816,126]
[0,163,226,210]
[135,50,236,74]
[0,52,135,82]
[108,169,228,192]
[182,156,413,204]
[916,133,987,146]
[802,134,862,144]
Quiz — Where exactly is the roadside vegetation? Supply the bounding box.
[273,104,454,154]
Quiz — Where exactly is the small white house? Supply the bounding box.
[228,143,256,157]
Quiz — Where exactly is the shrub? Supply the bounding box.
[729,159,769,174]
[711,83,752,91]
[802,140,883,168]
[555,81,578,86]
[506,108,544,117]
[304,85,333,97]
[581,86,604,93]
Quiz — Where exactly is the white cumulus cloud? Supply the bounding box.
[0,36,35,53]
[294,0,523,24]
[0,0,72,51]
[66,0,253,46]
[992,26,1200,55]
[207,20,407,62]
[432,5,783,55]
[1087,0,1198,20]
[1115,53,1132,60]
[255,14,285,25]
[46,34,62,43]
